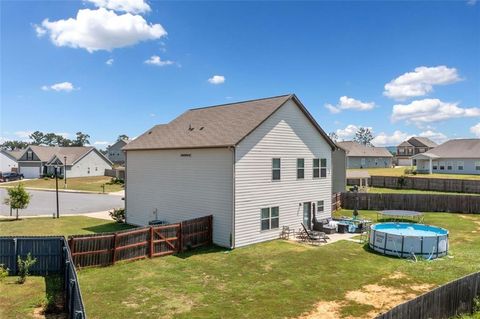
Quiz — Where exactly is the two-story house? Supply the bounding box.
[123,94,337,248]
[396,137,437,166]
[107,138,130,165]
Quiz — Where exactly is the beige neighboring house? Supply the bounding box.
[16,145,113,179]
[396,136,437,166]
[0,150,19,173]
[412,139,480,175]
[107,139,130,165]
[123,94,338,248]
[338,141,393,169]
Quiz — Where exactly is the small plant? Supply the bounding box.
[106,177,124,185]
[0,264,9,281]
[397,175,407,188]
[109,208,125,223]
[17,253,37,284]
[473,296,480,313]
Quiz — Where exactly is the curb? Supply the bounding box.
[0,186,123,195]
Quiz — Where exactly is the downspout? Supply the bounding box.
[229,146,236,249]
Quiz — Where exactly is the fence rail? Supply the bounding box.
[376,272,480,319]
[341,192,480,214]
[68,215,212,268]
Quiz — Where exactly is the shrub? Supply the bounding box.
[0,264,8,281]
[404,167,413,175]
[397,175,407,188]
[106,177,124,185]
[17,253,37,284]
[109,208,125,223]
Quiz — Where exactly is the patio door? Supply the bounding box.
[303,202,312,229]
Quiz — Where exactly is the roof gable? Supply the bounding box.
[422,139,480,159]
[408,136,437,148]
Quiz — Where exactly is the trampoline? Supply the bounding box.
[377,210,424,223]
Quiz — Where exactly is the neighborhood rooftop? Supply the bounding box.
[124,94,336,151]
[416,139,480,159]
[337,141,393,158]
[17,145,99,165]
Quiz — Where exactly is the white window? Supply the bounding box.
[317,201,324,213]
[447,162,453,170]
[439,161,445,170]
[320,158,327,178]
[297,159,304,179]
[432,161,438,170]
[261,207,279,231]
[457,161,464,170]
[272,158,281,180]
[313,159,320,178]
[27,151,33,160]
[476,161,480,171]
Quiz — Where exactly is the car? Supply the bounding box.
[0,172,24,182]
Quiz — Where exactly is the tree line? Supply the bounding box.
[0,131,91,150]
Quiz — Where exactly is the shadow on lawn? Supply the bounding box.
[81,222,136,234]
[176,245,227,259]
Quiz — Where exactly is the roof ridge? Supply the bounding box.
[188,94,293,111]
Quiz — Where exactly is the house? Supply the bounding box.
[0,150,19,173]
[412,139,480,175]
[337,141,393,169]
[107,138,130,165]
[396,136,437,166]
[123,94,337,248]
[16,145,113,179]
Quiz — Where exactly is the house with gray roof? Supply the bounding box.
[337,141,393,169]
[15,145,112,178]
[123,94,338,248]
[412,139,480,175]
[396,136,437,166]
[107,138,130,165]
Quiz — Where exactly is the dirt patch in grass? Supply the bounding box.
[297,300,346,319]
[388,272,407,280]
[33,307,66,319]
[346,284,414,311]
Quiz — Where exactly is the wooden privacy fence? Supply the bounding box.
[341,192,480,214]
[104,168,125,180]
[332,192,342,212]
[376,272,480,319]
[348,175,480,194]
[68,215,212,268]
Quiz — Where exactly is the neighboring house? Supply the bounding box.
[337,141,393,169]
[107,139,130,165]
[396,137,437,166]
[332,145,346,193]
[412,139,480,175]
[0,150,19,173]
[16,145,113,178]
[123,94,337,248]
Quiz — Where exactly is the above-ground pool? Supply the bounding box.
[369,223,449,259]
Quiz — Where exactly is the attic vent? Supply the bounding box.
[199,127,204,131]
[180,153,191,157]
[148,131,152,135]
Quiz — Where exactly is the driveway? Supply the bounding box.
[0,188,124,217]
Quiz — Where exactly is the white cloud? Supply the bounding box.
[384,66,461,100]
[34,24,46,37]
[325,96,375,114]
[418,130,448,144]
[42,82,75,92]
[470,123,480,137]
[87,0,151,14]
[144,55,174,66]
[391,98,480,126]
[36,8,166,53]
[208,75,225,85]
[14,131,34,139]
[106,58,114,65]
[94,141,110,145]
[335,124,373,141]
[467,0,477,5]
[372,130,411,147]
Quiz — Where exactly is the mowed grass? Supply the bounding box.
[0,275,64,319]
[77,210,480,319]
[0,216,135,236]
[349,167,480,180]
[1,176,123,193]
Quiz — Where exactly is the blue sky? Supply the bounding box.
[1,0,479,148]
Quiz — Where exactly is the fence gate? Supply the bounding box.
[150,224,180,257]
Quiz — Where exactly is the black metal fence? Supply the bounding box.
[376,272,480,319]
[0,236,87,319]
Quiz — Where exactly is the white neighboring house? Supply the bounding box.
[16,145,113,179]
[107,138,130,165]
[0,150,19,173]
[337,141,393,169]
[412,139,480,175]
[123,94,337,248]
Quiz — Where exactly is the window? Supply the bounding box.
[261,207,279,231]
[476,161,480,171]
[297,158,304,179]
[447,162,452,170]
[272,158,281,180]
[361,158,366,166]
[439,161,445,170]
[320,158,327,178]
[27,151,33,160]
[432,161,438,170]
[317,200,324,213]
[313,159,320,178]
[457,161,464,170]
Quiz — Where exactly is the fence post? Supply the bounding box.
[112,233,118,264]
[208,215,213,245]
[178,223,183,253]
[69,279,76,319]
[149,226,154,258]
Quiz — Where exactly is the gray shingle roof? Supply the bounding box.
[337,141,393,158]
[408,137,437,148]
[421,139,480,159]
[18,146,110,165]
[124,94,336,151]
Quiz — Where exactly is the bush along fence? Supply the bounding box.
[0,236,87,319]
[376,271,480,319]
[341,192,480,214]
[68,215,213,268]
[347,175,480,194]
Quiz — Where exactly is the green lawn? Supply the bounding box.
[349,167,480,180]
[0,275,64,319]
[0,216,135,236]
[75,210,480,319]
[0,176,124,193]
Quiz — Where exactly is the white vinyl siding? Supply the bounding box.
[234,99,332,247]
[0,152,18,173]
[126,148,233,248]
[416,158,480,175]
[68,150,112,178]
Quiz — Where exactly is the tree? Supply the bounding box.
[72,132,90,146]
[117,134,129,141]
[29,131,44,145]
[0,140,28,150]
[354,127,374,146]
[328,132,338,142]
[4,184,31,220]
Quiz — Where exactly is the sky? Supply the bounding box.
[1,0,479,148]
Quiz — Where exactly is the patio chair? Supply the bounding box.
[300,223,329,244]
